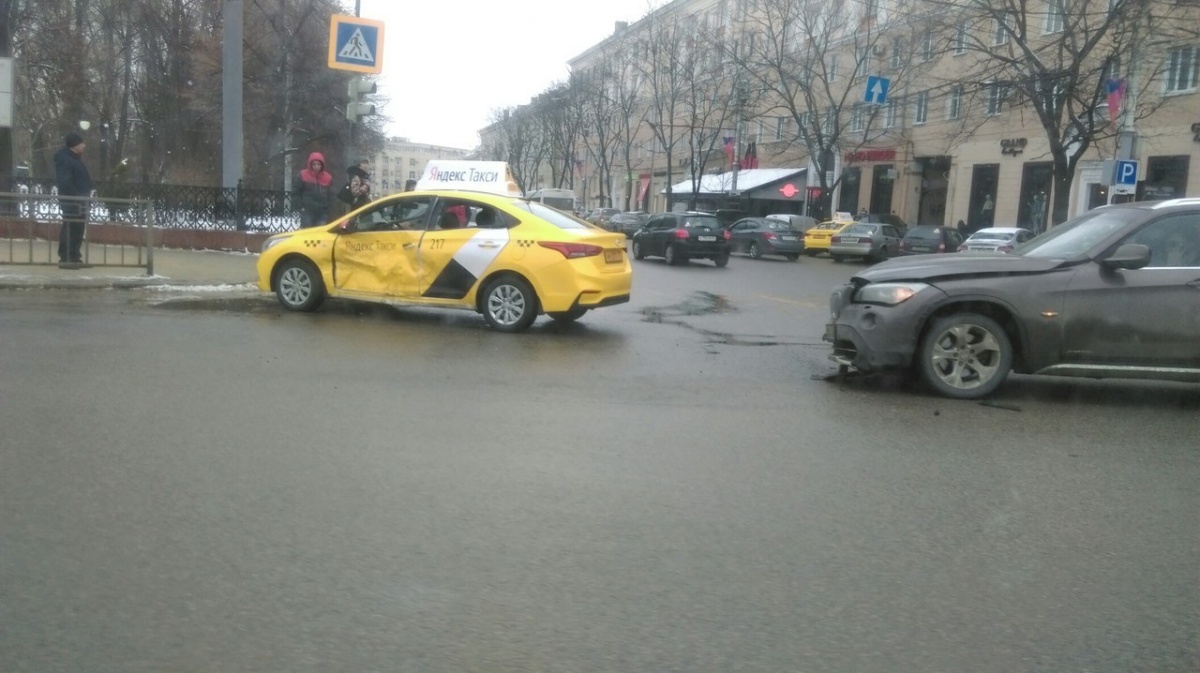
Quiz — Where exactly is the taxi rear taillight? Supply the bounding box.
[539,242,604,259]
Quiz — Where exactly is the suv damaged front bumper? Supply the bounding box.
[823,283,947,372]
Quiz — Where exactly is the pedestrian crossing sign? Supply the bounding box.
[328,15,385,74]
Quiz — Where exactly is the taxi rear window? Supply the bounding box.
[514,202,592,230]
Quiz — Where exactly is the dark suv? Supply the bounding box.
[825,199,1200,399]
[631,212,731,267]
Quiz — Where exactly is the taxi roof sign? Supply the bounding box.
[328,15,384,74]
[416,161,523,197]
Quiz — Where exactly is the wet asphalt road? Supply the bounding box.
[2,253,1198,672]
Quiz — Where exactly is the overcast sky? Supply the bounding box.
[354,0,665,150]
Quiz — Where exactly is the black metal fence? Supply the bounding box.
[11,178,301,234]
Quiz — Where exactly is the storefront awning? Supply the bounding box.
[664,168,806,195]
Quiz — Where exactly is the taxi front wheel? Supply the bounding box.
[481,275,539,332]
[275,258,325,312]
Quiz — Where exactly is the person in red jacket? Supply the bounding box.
[294,152,333,228]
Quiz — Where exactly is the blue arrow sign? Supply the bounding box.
[1115,159,1138,187]
[864,75,890,105]
[327,15,385,74]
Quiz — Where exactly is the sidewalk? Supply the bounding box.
[0,246,260,290]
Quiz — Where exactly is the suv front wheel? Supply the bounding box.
[918,313,1012,399]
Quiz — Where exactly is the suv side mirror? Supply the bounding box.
[1100,243,1151,270]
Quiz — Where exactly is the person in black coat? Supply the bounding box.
[337,158,372,213]
[54,132,94,268]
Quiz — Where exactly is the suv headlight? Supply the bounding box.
[854,282,929,305]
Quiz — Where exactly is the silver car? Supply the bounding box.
[959,227,1035,253]
[829,223,904,263]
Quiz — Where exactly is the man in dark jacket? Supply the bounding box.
[54,132,93,268]
[337,158,372,213]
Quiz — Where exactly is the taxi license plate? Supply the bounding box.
[698,235,717,242]
[604,249,623,263]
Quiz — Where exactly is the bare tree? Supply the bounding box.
[923,0,1175,224]
[484,105,550,194]
[632,10,694,212]
[733,0,916,219]
[576,60,624,209]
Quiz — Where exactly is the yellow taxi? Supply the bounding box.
[257,161,631,332]
[803,213,856,257]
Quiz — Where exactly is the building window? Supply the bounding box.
[828,53,839,82]
[798,111,812,134]
[993,13,1010,45]
[775,116,786,141]
[947,86,963,119]
[914,91,928,124]
[757,119,766,142]
[954,20,967,54]
[409,171,416,179]
[885,98,899,128]
[985,83,1006,115]
[1165,46,1199,93]
[891,38,905,68]
[920,30,934,61]
[850,104,866,132]
[855,47,871,78]
[1044,0,1065,34]
[409,158,416,166]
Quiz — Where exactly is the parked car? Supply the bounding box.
[899,225,965,255]
[728,217,805,260]
[766,213,818,233]
[587,208,621,227]
[959,227,1035,253]
[606,211,650,237]
[856,212,908,233]
[804,220,854,257]
[631,211,731,267]
[829,222,904,262]
[825,198,1200,399]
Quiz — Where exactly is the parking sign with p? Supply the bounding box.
[1113,159,1132,185]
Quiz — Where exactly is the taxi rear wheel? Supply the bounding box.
[548,308,588,323]
[482,275,539,332]
[275,258,325,312]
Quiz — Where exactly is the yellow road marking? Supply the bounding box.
[760,294,823,308]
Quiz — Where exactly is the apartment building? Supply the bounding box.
[368,138,472,195]
[558,0,1199,228]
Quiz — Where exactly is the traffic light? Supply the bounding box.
[346,76,377,124]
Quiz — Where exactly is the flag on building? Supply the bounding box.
[1106,78,1126,127]
[723,136,735,164]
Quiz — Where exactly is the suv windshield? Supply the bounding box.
[1018,210,1135,259]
